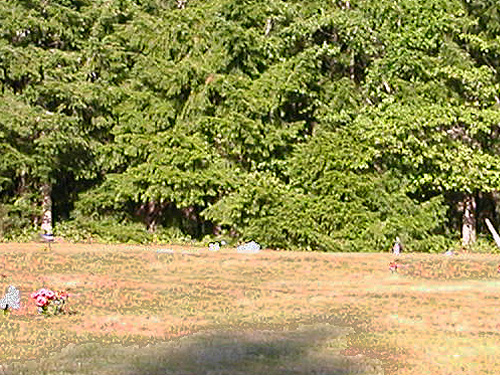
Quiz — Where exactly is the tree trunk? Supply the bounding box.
[462,193,476,247]
[265,18,273,36]
[17,170,27,195]
[138,201,167,233]
[40,182,52,234]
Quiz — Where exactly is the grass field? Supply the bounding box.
[0,242,499,374]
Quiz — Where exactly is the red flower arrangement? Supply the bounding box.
[31,288,69,315]
[389,261,399,273]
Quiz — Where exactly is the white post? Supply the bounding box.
[485,218,500,249]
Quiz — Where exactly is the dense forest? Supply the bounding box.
[1,0,499,252]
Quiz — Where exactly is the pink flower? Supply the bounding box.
[56,291,69,300]
[35,295,48,307]
[31,287,70,315]
[45,290,55,299]
[389,261,398,272]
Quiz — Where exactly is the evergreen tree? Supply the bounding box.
[348,0,500,246]
[0,0,124,235]
[1,0,499,251]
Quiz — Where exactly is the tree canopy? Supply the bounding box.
[1,0,499,252]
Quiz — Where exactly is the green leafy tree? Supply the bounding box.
[203,0,449,251]
[1,0,499,251]
[0,0,125,236]
[347,0,500,246]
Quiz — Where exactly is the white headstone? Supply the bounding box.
[209,242,220,251]
[237,241,261,254]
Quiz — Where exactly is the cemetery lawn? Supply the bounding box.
[0,243,499,375]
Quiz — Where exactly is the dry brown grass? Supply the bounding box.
[0,242,499,374]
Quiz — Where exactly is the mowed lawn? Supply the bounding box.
[0,243,499,375]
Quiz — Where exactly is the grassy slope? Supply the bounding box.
[0,243,499,374]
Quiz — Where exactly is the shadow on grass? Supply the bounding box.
[5,323,383,375]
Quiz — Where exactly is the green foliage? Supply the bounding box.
[0,0,122,231]
[1,0,500,252]
[203,170,449,252]
[55,216,192,244]
[449,236,500,255]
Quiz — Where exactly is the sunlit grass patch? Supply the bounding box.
[1,244,500,374]
[399,257,500,280]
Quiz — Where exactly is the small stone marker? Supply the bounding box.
[181,250,199,256]
[237,241,261,254]
[156,248,174,260]
[208,242,220,251]
[156,248,175,254]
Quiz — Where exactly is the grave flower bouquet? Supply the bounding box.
[389,261,399,273]
[31,288,69,315]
